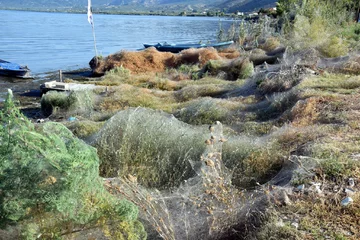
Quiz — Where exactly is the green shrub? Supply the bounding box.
[106,65,131,78]
[290,15,329,50]
[41,90,96,118]
[65,120,105,139]
[320,158,346,179]
[320,36,349,57]
[203,58,254,80]
[0,91,144,238]
[341,23,360,42]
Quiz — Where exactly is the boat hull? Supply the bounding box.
[0,59,32,78]
[0,68,31,78]
[143,41,234,53]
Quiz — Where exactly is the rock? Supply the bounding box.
[341,197,353,206]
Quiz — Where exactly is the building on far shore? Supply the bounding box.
[236,11,244,16]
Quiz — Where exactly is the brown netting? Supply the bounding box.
[91,47,226,75]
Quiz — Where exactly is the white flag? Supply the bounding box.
[87,0,93,25]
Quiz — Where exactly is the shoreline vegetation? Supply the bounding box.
[1,0,360,239]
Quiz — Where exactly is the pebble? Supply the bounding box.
[36,118,45,123]
[341,197,353,206]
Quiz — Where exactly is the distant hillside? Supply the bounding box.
[0,0,276,13]
[219,0,276,13]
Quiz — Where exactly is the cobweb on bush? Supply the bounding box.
[92,107,208,189]
[104,121,263,240]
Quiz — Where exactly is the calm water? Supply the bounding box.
[0,10,231,74]
[0,10,232,101]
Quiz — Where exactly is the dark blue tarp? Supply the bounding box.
[0,62,21,70]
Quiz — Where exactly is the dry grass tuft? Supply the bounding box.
[203,57,254,80]
[92,48,227,76]
[218,48,241,59]
[340,56,360,74]
[174,47,222,67]
[290,97,322,127]
[93,48,175,75]
[97,85,176,113]
[259,37,281,52]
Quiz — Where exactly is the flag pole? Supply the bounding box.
[91,20,98,56]
[88,0,98,57]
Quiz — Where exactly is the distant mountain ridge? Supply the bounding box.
[0,0,277,13]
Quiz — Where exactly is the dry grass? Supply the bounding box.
[290,97,323,127]
[65,120,105,139]
[175,47,222,66]
[97,85,177,113]
[218,47,241,59]
[97,48,175,74]
[203,57,254,80]
[340,56,360,74]
[174,83,240,102]
[259,37,281,52]
[92,47,226,76]
[174,97,236,125]
[99,72,179,91]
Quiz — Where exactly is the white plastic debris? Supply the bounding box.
[344,188,356,196]
[7,89,13,98]
[348,178,355,187]
[296,184,305,191]
[291,222,299,229]
[341,197,353,207]
[310,182,322,195]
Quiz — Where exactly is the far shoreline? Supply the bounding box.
[0,8,243,19]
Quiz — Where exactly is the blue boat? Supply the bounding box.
[143,40,234,53]
[0,59,31,78]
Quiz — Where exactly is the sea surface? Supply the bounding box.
[0,10,233,101]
